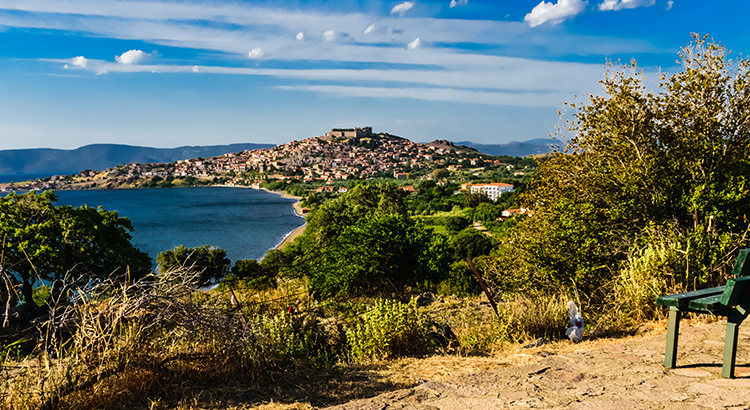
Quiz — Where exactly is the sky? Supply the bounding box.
[0,0,748,150]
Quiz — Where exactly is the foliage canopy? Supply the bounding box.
[0,190,151,307]
[157,244,230,287]
[486,35,750,304]
[286,184,449,300]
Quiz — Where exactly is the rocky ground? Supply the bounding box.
[326,320,750,409]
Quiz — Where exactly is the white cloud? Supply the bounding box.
[450,0,468,8]
[407,38,422,50]
[71,56,88,68]
[666,0,673,10]
[364,23,376,34]
[45,53,605,95]
[296,32,304,40]
[115,49,147,64]
[524,0,587,27]
[598,0,655,11]
[0,1,657,64]
[391,1,414,16]
[247,48,265,58]
[323,30,337,41]
[277,85,572,107]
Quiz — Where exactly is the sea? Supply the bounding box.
[49,187,305,265]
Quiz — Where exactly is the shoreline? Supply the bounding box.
[274,223,307,250]
[219,184,307,250]
[251,187,306,249]
[266,189,306,249]
[43,183,308,254]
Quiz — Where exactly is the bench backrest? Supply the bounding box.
[732,249,750,277]
[721,275,750,308]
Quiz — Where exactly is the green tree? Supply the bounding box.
[473,202,501,223]
[287,184,447,299]
[307,214,448,300]
[440,216,470,234]
[232,259,276,290]
[157,245,230,286]
[0,191,151,307]
[486,35,750,302]
[451,228,494,260]
[462,191,491,208]
[432,168,449,180]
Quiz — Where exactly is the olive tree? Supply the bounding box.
[485,35,750,303]
[0,191,151,310]
[157,245,230,286]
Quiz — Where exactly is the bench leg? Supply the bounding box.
[665,306,681,368]
[722,317,742,379]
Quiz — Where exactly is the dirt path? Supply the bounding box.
[326,320,750,409]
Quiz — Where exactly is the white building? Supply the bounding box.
[469,182,515,201]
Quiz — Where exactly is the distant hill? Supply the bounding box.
[0,143,276,175]
[0,137,559,178]
[456,138,562,157]
[423,139,480,153]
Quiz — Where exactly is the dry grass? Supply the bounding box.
[0,269,334,410]
[158,318,677,410]
[2,268,702,410]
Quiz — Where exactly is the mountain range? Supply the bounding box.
[0,143,275,176]
[457,138,561,157]
[0,138,556,177]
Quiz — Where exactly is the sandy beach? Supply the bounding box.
[266,189,306,249]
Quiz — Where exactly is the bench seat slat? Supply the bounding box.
[655,286,725,309]
[688,294,728,312]
[656,249,750,379]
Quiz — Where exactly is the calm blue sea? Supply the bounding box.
[53,187,304,265]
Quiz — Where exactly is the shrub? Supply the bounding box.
[346,299,430,361]
[438,260,482,297]
[232,259,277,290]
[156,244,230,286]
[442,294,570,353]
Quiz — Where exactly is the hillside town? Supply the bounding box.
[0,127,533,195]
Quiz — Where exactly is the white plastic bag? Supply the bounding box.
[565,301,584,343]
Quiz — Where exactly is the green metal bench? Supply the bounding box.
[655,249,750,378]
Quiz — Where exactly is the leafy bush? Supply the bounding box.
[440,216,470,234]
[605,224,741,329]
[346,299,430,361]
[446,294,569,353]
[484,36,750,314]
[232,258,277,290]
[438,260,482,297]
[31,285,51,307]
[157,244,230,286]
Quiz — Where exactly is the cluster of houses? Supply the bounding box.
[1,129,529,210]
[104,127,512,186]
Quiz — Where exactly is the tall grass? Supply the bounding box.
[0,269,334,410]
[436,294,569,354]
[346,299,430,362]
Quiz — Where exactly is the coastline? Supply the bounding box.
[221,185,307,250]
[267,189,306,249]
[50,183,308,254]
[256,188,306,249]
[275,223,306,250]
[213,185,304,217]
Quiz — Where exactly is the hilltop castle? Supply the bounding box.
[323,127,372,140]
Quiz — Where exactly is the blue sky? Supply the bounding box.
[0,0,748,149]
